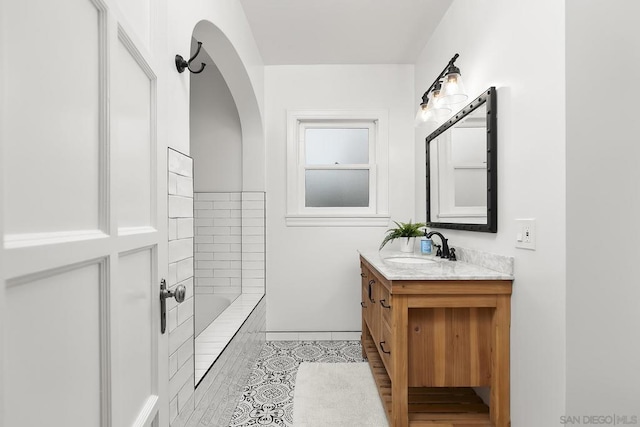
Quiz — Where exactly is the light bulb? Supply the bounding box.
[415,103,435,127]
[440,66,468,105]
[431,88,443,106]
[427,91,451,120]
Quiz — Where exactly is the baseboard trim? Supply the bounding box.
[265,331,361,341]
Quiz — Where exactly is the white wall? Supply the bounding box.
[414,1,566,425]
[190,45,243,192]
[566,0,640,417]
[167,0,265,191]
[265,65,415,332]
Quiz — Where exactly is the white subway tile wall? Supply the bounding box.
[242,192,265,294]
[168,177,266,426]
[181,297,266,427]
[194,192,265,296]
[167,148,195,426]
[194,293,264,382]
[195,193,242,296]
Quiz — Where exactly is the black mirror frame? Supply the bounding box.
[425,86,497,233]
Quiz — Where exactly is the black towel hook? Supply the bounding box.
[175,41,207,74]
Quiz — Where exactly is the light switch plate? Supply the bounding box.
[515,218,536,250]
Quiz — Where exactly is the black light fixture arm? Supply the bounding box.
[419,53,460,103]
[175,41,207,74]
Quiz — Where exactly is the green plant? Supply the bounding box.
[379,220,426,250]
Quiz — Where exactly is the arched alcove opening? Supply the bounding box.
[192,20,265,191]
[190,38,243,192]
[188,20,265,387]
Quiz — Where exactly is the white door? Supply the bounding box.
[0,1,169,426]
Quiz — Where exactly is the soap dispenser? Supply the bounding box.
[420,231,432,255]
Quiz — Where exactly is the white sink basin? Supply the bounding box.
[384,257,438,265]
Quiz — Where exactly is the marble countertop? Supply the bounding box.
[358,250,514,281]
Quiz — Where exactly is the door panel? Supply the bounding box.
[3,0,103,235]
[114,29,155,231]
[5,262,105,426]
[114,0,151,48]
[113,248,157,426]
[1,0,168,426]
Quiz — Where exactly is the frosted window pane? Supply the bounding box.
[305,170,369,207]
[454,169,486,207]
[305,128,369,165]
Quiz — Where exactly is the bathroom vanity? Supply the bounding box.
[359,251,513,427]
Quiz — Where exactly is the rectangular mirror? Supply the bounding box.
[425,87,497,232]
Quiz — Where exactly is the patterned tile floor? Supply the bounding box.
[229,341,364,426]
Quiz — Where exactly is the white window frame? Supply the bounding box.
[286,110,389,226]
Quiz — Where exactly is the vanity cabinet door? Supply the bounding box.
[379,321,393,376]
[369,277,381,343]
[361,265,376,338]
[361,276,371,331]
[379,284,392,326]
[376,284,393,375]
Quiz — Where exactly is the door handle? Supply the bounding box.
[160,278,186,334]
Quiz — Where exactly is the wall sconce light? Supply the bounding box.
[175,41,207,74]
[415,53,468,127]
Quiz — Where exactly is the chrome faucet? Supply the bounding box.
[426,231,450,259]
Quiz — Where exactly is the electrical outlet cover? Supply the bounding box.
[515,219,536,250]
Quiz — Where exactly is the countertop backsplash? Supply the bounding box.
[453,246,514,276]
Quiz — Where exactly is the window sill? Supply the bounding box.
[285,214,390,227]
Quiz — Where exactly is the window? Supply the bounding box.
[286,110,389,226]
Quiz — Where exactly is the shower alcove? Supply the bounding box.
[167,19,266,427]
[189,39,265,386]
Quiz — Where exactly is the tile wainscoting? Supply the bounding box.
[168,183,267,426]
[181,296,266,427]
[194,192,265,296]
[195,293,264,383]
[167,148,196,425]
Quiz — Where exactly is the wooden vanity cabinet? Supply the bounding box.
[360,257,513,427]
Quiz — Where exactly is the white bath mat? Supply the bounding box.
[293,362,388,427]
